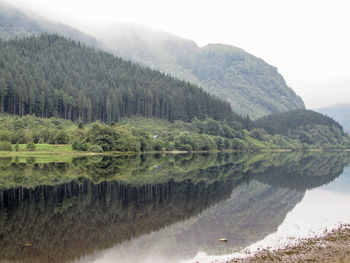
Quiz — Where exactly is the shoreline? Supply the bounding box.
[0,147,350,158]
[229,225,350,263]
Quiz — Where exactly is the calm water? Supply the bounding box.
[0,152,350,263]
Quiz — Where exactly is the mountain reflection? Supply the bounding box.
[0,152,349,263]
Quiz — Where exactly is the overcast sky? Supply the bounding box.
[6,0,350,109]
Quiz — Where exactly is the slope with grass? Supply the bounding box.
[94,24,305,118]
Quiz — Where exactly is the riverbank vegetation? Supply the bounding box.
[0,109,349,155]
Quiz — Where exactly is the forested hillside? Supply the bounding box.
[95,24,305,118]
[0,34,237,124]
[255,109,343,135]
[254,109,348,148]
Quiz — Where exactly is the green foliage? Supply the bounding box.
[0,141,12,151]
[153,140,164,151]
[0,111,349,154]
[0,130,11,142]
[178,144,193,151]
[139,136,153,152]
[72,140,89,151]
[174,132,216,151]
[254,109,350,149]
[95,135,115,152]
[0,34,238,125]
[26,142,36,151]
[78,121,84,130]
[88,145,103,153]
[115,138,128,152]
[255,109,343,135]
[54,130,69,144]
[232,138,247,151]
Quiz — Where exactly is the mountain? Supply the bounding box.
[0,34,237,124]
[316,104,350,133]
[93,24,305,119]
[0,2,102,49]
[0,4,305,119]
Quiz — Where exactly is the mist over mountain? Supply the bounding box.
[0,2,305,119]
[92,24,305,119]
[0,1,102,49]
[316,104,350,133]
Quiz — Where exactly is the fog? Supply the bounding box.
[90,23,188,50]
[4,0,350,109]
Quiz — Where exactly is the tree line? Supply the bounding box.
[254,109,343,135]
[0,34,245,125]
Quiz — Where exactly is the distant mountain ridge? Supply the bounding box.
[94,24,305,118]
[0,3,305,119]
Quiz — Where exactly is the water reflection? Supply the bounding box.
[0,152,349,263]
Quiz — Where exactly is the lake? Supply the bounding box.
[1,152,350,263]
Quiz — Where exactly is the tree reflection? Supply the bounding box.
[0,152,349,263]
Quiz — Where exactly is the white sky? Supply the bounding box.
[6,0,350,109]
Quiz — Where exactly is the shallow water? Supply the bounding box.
[0,152,349,263]
[187,166,350,263]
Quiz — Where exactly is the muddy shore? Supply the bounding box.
[229,225,350,263]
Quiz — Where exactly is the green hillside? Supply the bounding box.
[254,109,349,148]
[96,24,305,118]
[0,34,236,124]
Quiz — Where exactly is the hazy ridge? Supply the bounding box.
[93,24,305,118]
[0,3,305,119]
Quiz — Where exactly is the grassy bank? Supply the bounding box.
[0,144,95,158]
[0,143,349,159]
